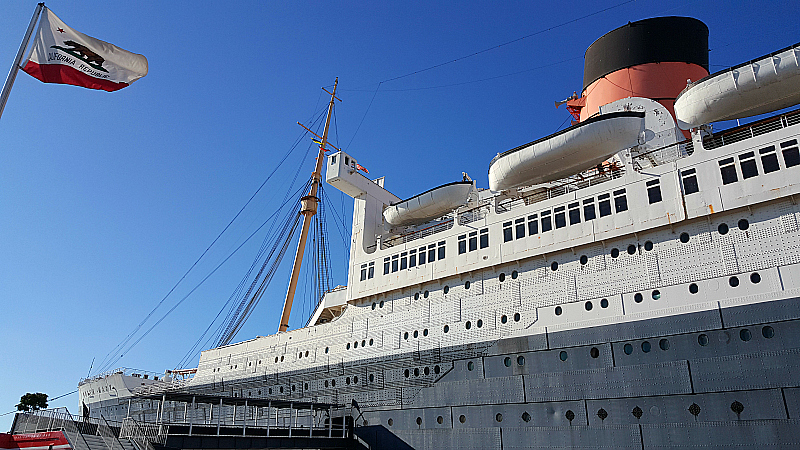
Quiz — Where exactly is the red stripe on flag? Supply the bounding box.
[22,61,129,92]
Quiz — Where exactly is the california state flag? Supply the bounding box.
[22,8,147,92]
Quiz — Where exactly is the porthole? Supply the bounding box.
[762,326,775,339]
[416,417,422,426]
[369,374,375,382]
[413,330,418,338]
[611,248,619,258]
[423,329,428,336]
[522,412,531,422]
[585,301,593,311]
[372,302,376,310]
[627,244,636,255]
[346,377,350,385]
[580,255,588,265]
[424,290,429,298]
[477,319,483,328]
[434,365,441,374]
[623,343,633,355]
[443,286,449,294]
[738,219,749,230]
[600,298,609,308]
[466,321,472,330]
[499,273,506,282]
[504,357,512,367]
[361,340,366,347]
[652,290,661,300]
[495,413,503,422]
[689,283,699,294]
[331,380,336,387]
[551,261,559,271]
[459,415,466,424]
[354,341,358,348]
[750,272,761,284]
[501,315,508,324]
[590,347,599,358]
[634,293,643,303]
[559,351,568,361]
[274,357,278,363]
[280,386,284,393]
[641,341,651,353]
[379,300,384,308]
[729,276,740,287]
[414,368,419,377]
[403,332,409,340]
[414,293,419,300]
[388,418,393,426]
[305,350,309,357]
[298,352,302,358]
[437,416,444,425]
[280,355,284,362]
[680,232,690,243]
[514,312,521,322]
[555,306,563,316]
[467,361,475,371]
[698,334,709,346]
[325,347,329,354]
[644,241,653,251]
[444,325,449,333]
[517,355,525,365]
[659,339,670,351]
[404,369,410,378]
[424,366,430,375]
[369,338,374,346]
[512,270,518,279]
[304,382,309,390]
[465,281,471,289]
[718,223,729,235]
[269,388,273,394]
[740,328,752,341]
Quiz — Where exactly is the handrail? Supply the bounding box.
[100,415,126,450]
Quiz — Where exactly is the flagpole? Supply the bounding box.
[0,2,45,121]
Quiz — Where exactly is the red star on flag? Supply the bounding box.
[57,28,65,33]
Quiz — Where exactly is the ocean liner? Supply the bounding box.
[64,16,800,449]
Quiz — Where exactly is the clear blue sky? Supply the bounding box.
[1,0,797,430]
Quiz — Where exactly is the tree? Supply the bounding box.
[16,393,48,412]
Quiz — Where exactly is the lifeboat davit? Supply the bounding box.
[488,111,645,192]
[383,181,473,227]
[675,43,800,130]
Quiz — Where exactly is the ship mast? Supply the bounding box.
[277,78,340,333]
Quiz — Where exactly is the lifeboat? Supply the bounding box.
[383,181,473,227]
[488,111,644,192]
[675,43,800,130]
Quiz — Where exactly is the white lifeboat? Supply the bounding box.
[675,43,800,130]
[383,181,473,227]
[488,111,645,192]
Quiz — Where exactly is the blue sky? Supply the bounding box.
[1,0,798,429]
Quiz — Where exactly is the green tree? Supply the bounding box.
[16,393,48,412]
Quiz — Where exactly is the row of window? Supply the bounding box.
[458,228,489,254]
[403,365,442,378]
[382,241,447,276]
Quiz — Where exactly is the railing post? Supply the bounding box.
[189,397,194,436]
[242,400,247,436]
[288,403,293,438]
[328,407,332,438]
[266,401,271,437]
[309,404,313,437]
[217,398,222,436]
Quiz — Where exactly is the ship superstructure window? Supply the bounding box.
[391,255,399,273]
[437,241,446,260]
[458,235,467,254]
[383,257,390,275]
[480,228,489,248]
[368,262,374,279]
[400,252,408,270]
[418,246,426,265]
[409,249,417,267]
[739,151,758,179]
[598,194,612,217]
[782,139,800,167]
[541,210,553,232]
[568,202,580,225]
[719,157,738,184]
[360,264,367,281]
[469,231,478,251]
[613,189,628,212]
[503,221,513,242]
[583,198,596,220]
[681,168,699,194]
[428,244,436,262]
[760,146,780,173]
[527,214,538,235]
[515,218,526,238]
[646,179,662,204]
[554,206,566,228]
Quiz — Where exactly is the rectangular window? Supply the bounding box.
[598,193,612,217]
[360,264,367,281]
[437,241,446,260]
[428,244,436,263]
[368,262,374,279]
[681,168,699,194]
[583,198,596,220]
[613,189,628,213]
[400,252,408,270]
[391,255,399,273]
[383,257,390,275]
[458,235,467,255]
[418,247,426,265]
[409,249,416,268]
[568,202,580,225]
[760,146,780,173]
[719,157,738,184]
[515,218,526,239]
[331,155,337,165]
[503,221,513,242]
[527,214,539,235]
[344,156,350,166]
[468,231,478,251]
[479,228,489,248]
[541,210,552,232]
[782,139,800,168]
[554,206,566,229]
[646,179,662,204]
[739,151,758,179]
